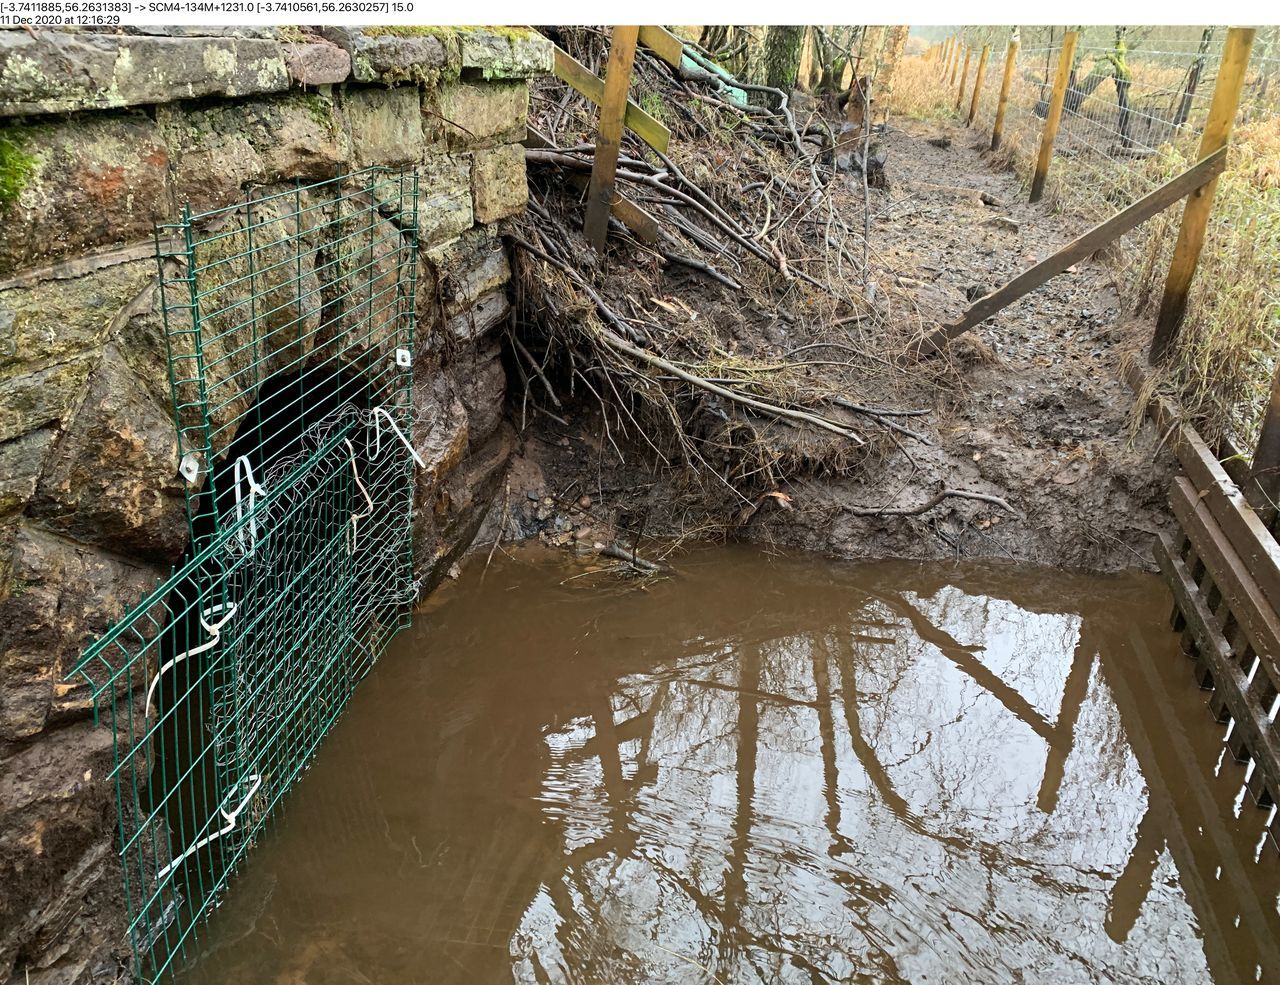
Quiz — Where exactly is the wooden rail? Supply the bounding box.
[547,26,688,248]
[905,146,1227,359]
[552,47,671,154]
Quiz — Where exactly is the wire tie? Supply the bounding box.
[144,602,237,722]
[344,438,375,554]
[233,456,268,554]
[371,406,426,468]
[157,773,261,880]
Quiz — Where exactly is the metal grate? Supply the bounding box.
[69,168,422,981]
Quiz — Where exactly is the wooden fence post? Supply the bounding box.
[991,31,1019,150]
[955,46,972,110]
[584,25,640,252]
[1149,26,1256,363]
[949,40,962,86]
[968,43,991,125]
[1029,30,1078,203]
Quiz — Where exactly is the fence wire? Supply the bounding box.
[68,167,421,982]
[931,28,1280,451]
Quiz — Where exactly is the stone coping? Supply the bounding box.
[0,25,552,117]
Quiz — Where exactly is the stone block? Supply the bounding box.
[0,427,55,519]
[471,143,527,223]
[417,154,473,249]
[0,721,123,979]
[425,226,512,319]
[445,289,510,343]
[31,345,186,563]
[0,114,170,277]
[158,93,347,211]
[431,80,528,150]
[454,341,507,448]
[408,358,511,595]
[163,192,321,459]
[343,85,425,168]
[459,29,553,80]
[0,31,288,117]
[282,41,351,85]
[311,208,410,379]
[319,27,455,85]
[0,258,155,377]
[0,523,164,740]
[0,355,95,445]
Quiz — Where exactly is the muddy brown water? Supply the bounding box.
[177,544,1279,985]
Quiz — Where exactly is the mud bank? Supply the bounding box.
[502,113,1175,573]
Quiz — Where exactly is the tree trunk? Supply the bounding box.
[764,25,804,107]
[1174,28,1213,128]
[796,26,819,92]
[877,25,911,108]
[1115,76,1133,147]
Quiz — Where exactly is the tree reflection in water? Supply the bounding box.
[179,545,1280,985]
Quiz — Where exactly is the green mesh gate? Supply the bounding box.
[69,168,422,981]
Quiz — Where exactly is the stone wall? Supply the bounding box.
[0,25,548,984]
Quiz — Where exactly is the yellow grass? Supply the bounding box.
[940,44,1280,450]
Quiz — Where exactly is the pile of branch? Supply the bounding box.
[509,27,931,500]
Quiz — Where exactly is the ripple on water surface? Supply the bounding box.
[179,544,1280,985]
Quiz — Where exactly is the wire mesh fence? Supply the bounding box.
[913,28,1280,452]
[69,167,422,981]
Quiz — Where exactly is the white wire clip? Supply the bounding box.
[371,406,425,468]
[179,453,201,484]
[157,773,262,880]
[232,456,267,555]
[344,438,375,554]
[144,601,238,722]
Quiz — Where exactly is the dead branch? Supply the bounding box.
[846,488,1020,517]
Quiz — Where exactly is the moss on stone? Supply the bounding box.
[361,25,531,41]
[0,131,36,210]
[361,25,455,40]
[295,91,338,133]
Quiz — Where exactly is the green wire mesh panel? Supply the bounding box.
[69,168,421,981]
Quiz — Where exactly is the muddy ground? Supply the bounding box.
[489,111,1177,574]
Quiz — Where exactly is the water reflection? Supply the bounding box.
[179,545,1280,985]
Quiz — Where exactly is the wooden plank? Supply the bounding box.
[905,146,1227,358]
[1165,422,1280,619]
[1030,31,1078,203]
[638,25,684,67]
[608,193,660,243]
[1200,481,1280,614]
[1156,529,1280,809]
[526,125,661,243]
[584,26,640,251]
[552,47,671,153]
[1151,28,1256,362]
[1155,530,1233,671]
[1172,475,1280,685]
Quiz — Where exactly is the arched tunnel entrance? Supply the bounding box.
[68,168,424,980]
[145,364,401,941]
